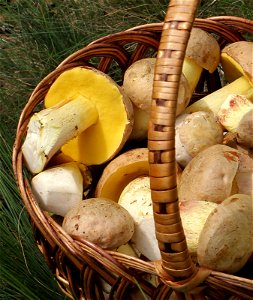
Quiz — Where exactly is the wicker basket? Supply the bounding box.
[12,0,253,299]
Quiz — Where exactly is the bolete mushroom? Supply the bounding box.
[178,144,240,204]
[95,148,149,202]
[123,28,220,117]
[22,67,133,173]
[221,41,253,83]
[31,162,84,217]
[182,27,220,95]
[123,57,191,117]
[62,198,134,249]
[218,94,253,148]
[95,147,182,202]
[186,41,253,115]
[175,111,224,167]
[197,194,253,274]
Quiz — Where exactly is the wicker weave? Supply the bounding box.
[12,0,253,299]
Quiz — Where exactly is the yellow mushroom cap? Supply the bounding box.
[44,67,133,165]
[221,41,253,84]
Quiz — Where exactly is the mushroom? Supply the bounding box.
[95,147,182,202]
[31,162,84,217]
[118,176,160,260]
[235,151,253,196]
[62,198,134,249]
[178,144,240,204]
[186,41,253,115]
[95,148,149,202]
[22,67,133,173]
[182,27,220,95]
[197,194,253,274]
[118,176,218,261]
[123,57,191,117]
[175,111,224,167]
[179,200,218,260]
[218,94,253,148]
[128,103,150,141]
[221,41,253,83]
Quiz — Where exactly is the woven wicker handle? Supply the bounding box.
[149,0,200,279]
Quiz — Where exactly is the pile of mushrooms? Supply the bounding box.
[21,28,253,292]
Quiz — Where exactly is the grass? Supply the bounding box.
[0,0,252,299]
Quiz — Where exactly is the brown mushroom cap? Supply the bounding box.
[178,145,240,203]
[221,41,253,83]
[123,57,191,115]
[197,194,253,273]
[62,198,134,249]
[185,27,220,73]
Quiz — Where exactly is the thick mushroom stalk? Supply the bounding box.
[22,97,98,174]
[186,76,253,115]
[22,67,133,173]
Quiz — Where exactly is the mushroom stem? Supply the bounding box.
[22,96,98,173]
[185,76,253,115]
[182,57,203,96]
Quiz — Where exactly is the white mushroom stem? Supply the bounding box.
[31,162,84,217]
[22,96,98,174]
[186,76,253,115]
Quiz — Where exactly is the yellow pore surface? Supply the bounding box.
[44,67,129,165]
[97,161,149,202]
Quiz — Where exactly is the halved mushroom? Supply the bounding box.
[186,41,253,115]
[22,67,133,173]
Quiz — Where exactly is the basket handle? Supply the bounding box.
[149,0,200,279]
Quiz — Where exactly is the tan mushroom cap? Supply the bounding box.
[123,57,191,115]
[62,198,135,249]
[221,41,253,83]
[185,27,220,73]
[197,194,253,273]
[178,111,224,158]
[178,144,240,204]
